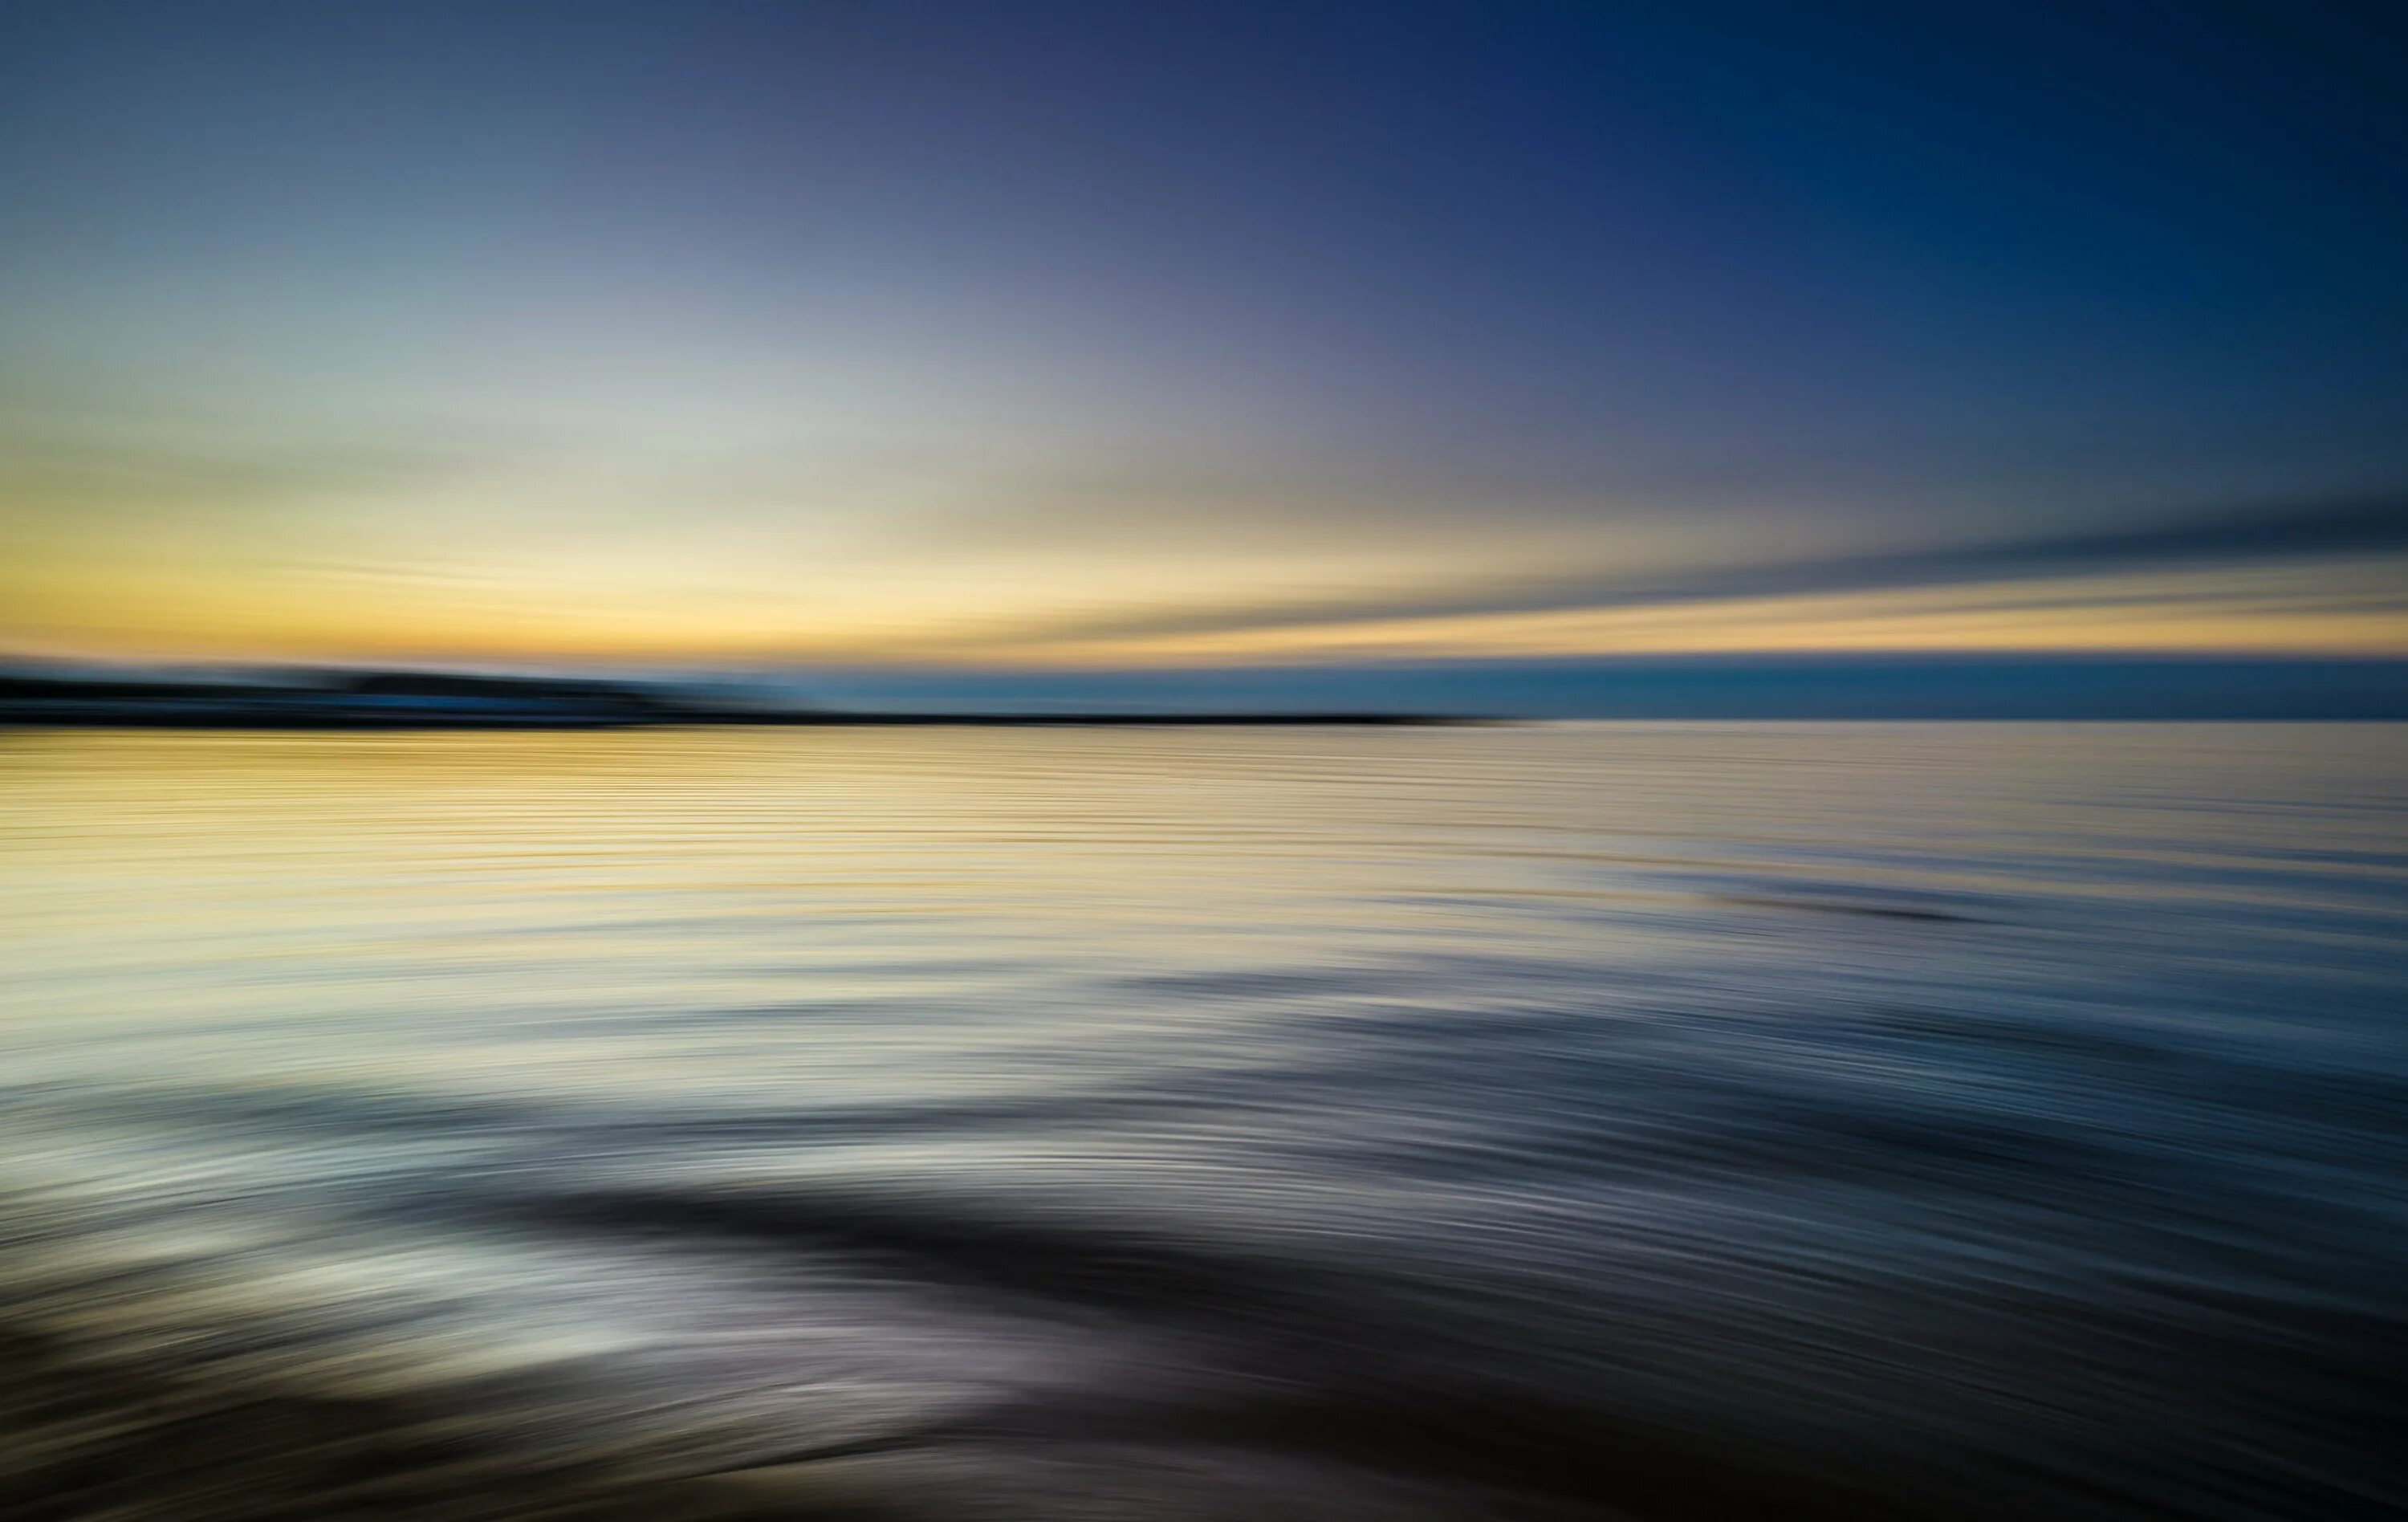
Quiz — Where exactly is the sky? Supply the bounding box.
[2,1,2406,700]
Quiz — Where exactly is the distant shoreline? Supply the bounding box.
[0,670,1459,729]
[0,711,1459,730]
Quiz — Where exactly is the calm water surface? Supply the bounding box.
[2,724,2403,1520]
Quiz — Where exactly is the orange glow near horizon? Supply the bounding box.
[8,515,2406,669]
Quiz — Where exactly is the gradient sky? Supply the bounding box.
[3,1,2405,674]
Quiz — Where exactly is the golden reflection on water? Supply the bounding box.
[4,724,2402,1094]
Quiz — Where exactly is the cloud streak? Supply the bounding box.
[996,493,2408,652]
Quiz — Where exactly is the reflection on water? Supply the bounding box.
[2,724,2403,1519]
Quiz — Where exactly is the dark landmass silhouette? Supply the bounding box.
[0,668,1443,728]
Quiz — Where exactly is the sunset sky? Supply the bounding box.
[3,2,2404,686]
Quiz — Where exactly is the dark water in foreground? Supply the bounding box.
[2,724,2402,1520]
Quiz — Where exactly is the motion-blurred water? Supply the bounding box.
[2,724,2402,1520]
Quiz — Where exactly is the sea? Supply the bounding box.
[1,723,2402,1520]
